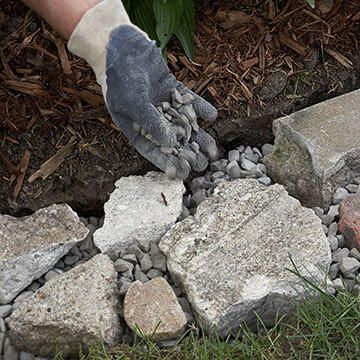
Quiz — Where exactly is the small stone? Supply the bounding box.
[19,352,35,360]
[150,244,167,272]
[337,234,345,248]
[4,337,18,360]
[134,265,149,283]
[0,317,5,331]
[146,269,163,279]
[177,297,192,314]
[328,235,338,252]
[140,254,153,273]
[79,217,88,226]
[333,278,345,291]
[210,160,228,172]
[118,278,132,296]
[322,214,334,227]
[178,206,190,221]
[244,152,259,164]
[258,177,271,186]
[54,260,65,269]
[240,158,256,171]
[343,278,356,291]
[63,254,80,266]
[312,207,324,218]
[228,150,240,162]
[338,194,360,250]
[136,238,151,253]
[332,248,349,263]
[44,270,60,282]
[253,147,263,158]
[123,278,187,341]
[211,171,225,181]
[190,189,207,207]
[226,161,241,179]
[339,257,360,277]
[252,163,267,177]
[328,205,339,220]
[122,254,138,265]
[329,263,339,280]
[333,188,349,205]
[353,284,360,296]
[346,184,359,193]
[237,145,245,152]
[322,225,328,235]
[189,177,213,193]
[328,222,338,238]
[0,305,12,318]
[349,248,360,261]
[261,144,274,157]
[114,259,134,274]
[182,93,194,104]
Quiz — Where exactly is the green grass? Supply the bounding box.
[75,286,360,360]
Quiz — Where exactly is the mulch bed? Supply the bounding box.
[1,0,360,214]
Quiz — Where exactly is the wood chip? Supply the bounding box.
[28,137,77,183]
[54,37,72,75]
[13,150,31,200]
[324,48,353,69]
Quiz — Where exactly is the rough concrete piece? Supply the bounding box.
[263,90,360,208]
[94,172,185,257]
[7,255,121,357]
[160,179,331,337]
[0,204,88,304]
[124,278,187,341]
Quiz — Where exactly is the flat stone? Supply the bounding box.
[160,179,331,336]
[124,278,187,341]
[264,90,360,208]
[94,172,184,258]
[339,194,360,250]
[240,158,256,171]
[7,255,121,357]
[146,269,163,279]
[0,204,88,304]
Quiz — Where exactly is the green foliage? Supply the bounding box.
[123,0,195,59]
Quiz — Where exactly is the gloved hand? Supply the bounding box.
[68,0,218,179]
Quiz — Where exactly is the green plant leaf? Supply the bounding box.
[306,0,316,8]
[129,0,158,42]
[153,0,184,50]
[174,0,195,59]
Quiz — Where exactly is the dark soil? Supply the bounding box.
[1,0,360,215]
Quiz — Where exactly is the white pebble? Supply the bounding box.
[228,150,240,162]
[333,187,349,204]
[261,143,274,157]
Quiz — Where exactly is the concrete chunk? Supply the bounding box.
[264,90,360,208]
[94,172,185,258]
[160,179,331,337]
[0,204,88,304]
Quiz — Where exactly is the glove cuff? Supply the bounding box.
[67,0,145,87]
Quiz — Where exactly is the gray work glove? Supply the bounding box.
[68,0,218,179]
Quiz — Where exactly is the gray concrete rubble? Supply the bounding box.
[160,179,331,337]
[0,204,88,304]
[264,89,360,208]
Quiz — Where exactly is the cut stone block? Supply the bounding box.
[160,179,331,337]
[94,172,185,258]
[0,204,88,304]
[7,255,121,357]
[264,90,360,208]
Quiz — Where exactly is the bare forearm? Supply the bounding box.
[22,0,102,39]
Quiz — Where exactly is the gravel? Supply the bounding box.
[339,257,360,277]
[333,187,349,204]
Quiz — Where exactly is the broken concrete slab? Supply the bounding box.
[263,89,360,208]
[94,171,185,258]
[0,204,88,304]
[7,254,121,357]
[160,179,331,337]
[124,278,187,341]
